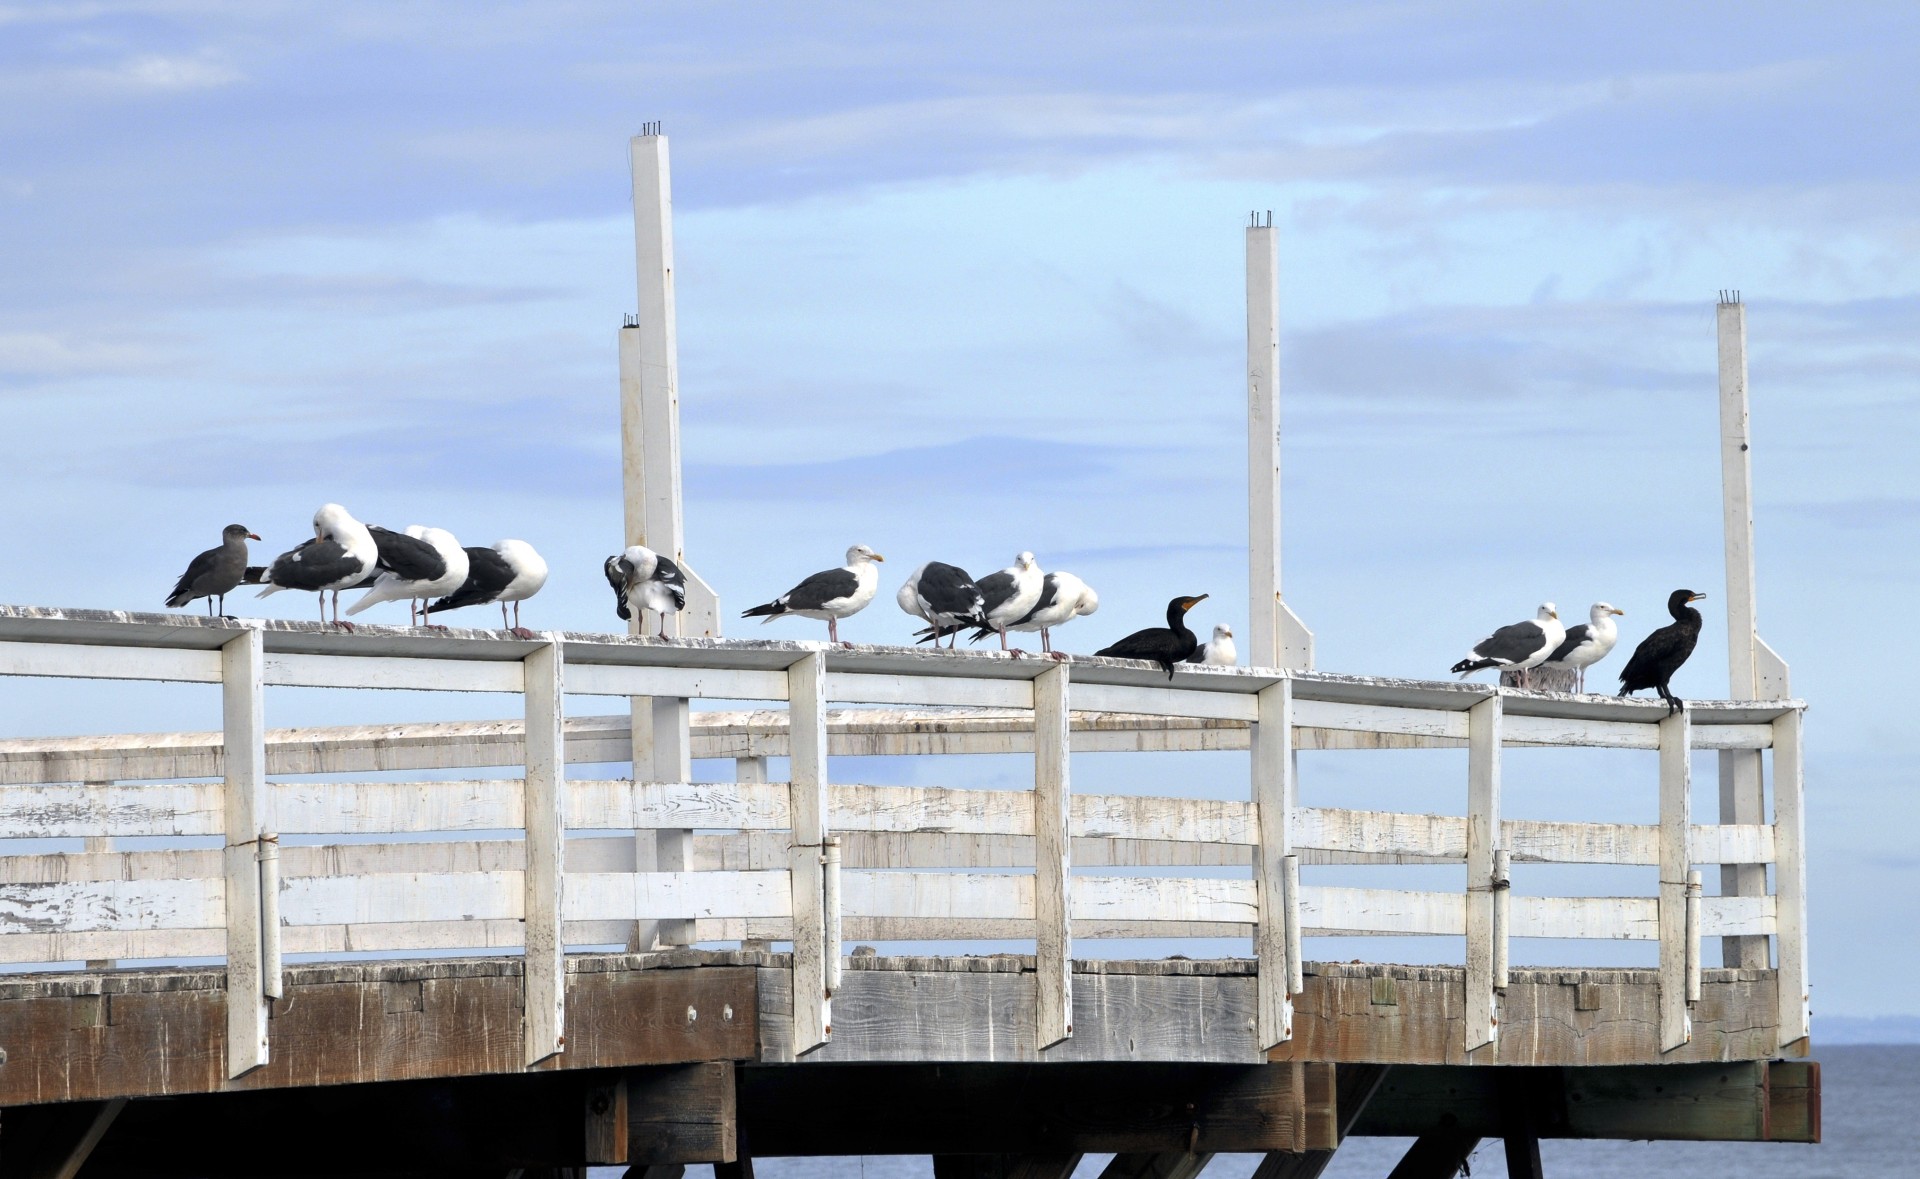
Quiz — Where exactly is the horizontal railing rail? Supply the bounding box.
[0,606,1809,1073]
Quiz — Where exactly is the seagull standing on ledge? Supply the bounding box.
[1619,589,1706,715]
[1187,622,1236,666]
[252,503,378,630]
[897,561,986,648]
[742,544,884,646]
[1543,602,1625,692]
[1450,603,1564,688]
[605,544,688,639]
[166,524,260,617]
[995,570,1098,657]
[426,539,549,639]
[975,551,1044,653]
[348,525,469,627]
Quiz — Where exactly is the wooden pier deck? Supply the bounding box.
[0,606,1817,1176]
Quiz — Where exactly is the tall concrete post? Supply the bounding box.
[623,124,714,948]
[1714,291,1788,968]
[1246,212,1313,671]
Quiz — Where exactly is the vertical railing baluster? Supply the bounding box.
[1033,663,1072,1051]
[787,651,831,1053]
[1658,705,1692,1052]
[1771,705,1810,1050]
[522,637,566,1066]
[1465,693,1502,1055]
[221,625,269,1078]
[1492,849,1511,992]
[736,755,771,948]
[1254,678,1294,1049]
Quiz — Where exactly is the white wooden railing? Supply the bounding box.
[0,607,1808,1075]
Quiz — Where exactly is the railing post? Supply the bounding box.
[1253,678,1295,1049]
[220,625,269,1078]
[787,651,831,1053]
[82,785,116,972]
[736,756,771,948]
[1772,706,1810,1050]
[522,636,566,1066]
[1465,693,1502,1055]
[1033,663,1072,1051]
[1658,705,1693,1052]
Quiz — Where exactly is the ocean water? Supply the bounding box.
[596,1045,1911,1178]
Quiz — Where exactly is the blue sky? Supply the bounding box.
[3,3,1917,1016]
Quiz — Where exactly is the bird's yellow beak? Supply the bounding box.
[872,553,885,562]
[1610,607,1625,616]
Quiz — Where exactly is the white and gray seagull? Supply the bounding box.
[972,551,1045,653]
[1542,601,1625,692]
[249,503,378,630]
[1186,622,1237,666]
[1450,602,1565,689]
[897,561,986,649]
[425,539,549,639]
[605,544,688,639]
[986,569,1097,657]
[347,525,470,627]
[742,544,885,646]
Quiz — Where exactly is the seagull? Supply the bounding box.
[988,570,1098,657]
[1096,594,1208,680]
[347,526,469,627]
[1619,589,1707,715]
[974,551,1045,652]
[1186,622,1236,666]
[251,504,378,630]
[1542,602,1625,692]
[425,540,549,639]
[1450,603,1565,689]
[605,544,687,639]
[742,544,885,646]
[897,561,985,649]
[165,524,259,617]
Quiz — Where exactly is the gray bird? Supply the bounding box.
[166,524,260,617]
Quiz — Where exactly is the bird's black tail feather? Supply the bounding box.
[1450,658,1498,676]
[741,602,785,619]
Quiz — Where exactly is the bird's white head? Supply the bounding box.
[847,544,884,565]
[1537,602,1559,621]
[313,503,354,539]
[1070,576,1099,617]
[1592,602,1625,621]
[1214,623,1233,640]
[1015,551,1038,571]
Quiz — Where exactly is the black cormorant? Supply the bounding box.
[1618,589,1706,715]
[1095,594,1208,679]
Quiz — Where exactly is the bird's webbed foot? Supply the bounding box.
[510,627,537,640]
[331,621,357,633]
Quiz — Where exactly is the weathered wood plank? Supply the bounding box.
[1033,663,1072,1051]
[1771,707,1809,1050]
[261,651,523,693]
[626,1061,738,1165]
[1657,706,1691,1052]
[1269,962,1786,1066]
[221,627,269,1078]
[786,652,830,1054]
[522,638,566,1065]
[1464,695,1500,1054]
[0,958,760,1106]
[1254,679,1294,1048]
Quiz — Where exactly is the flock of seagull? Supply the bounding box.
[166,506,548,637]
[167,506,1704,703]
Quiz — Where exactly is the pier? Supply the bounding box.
[0,607,1815,1175]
